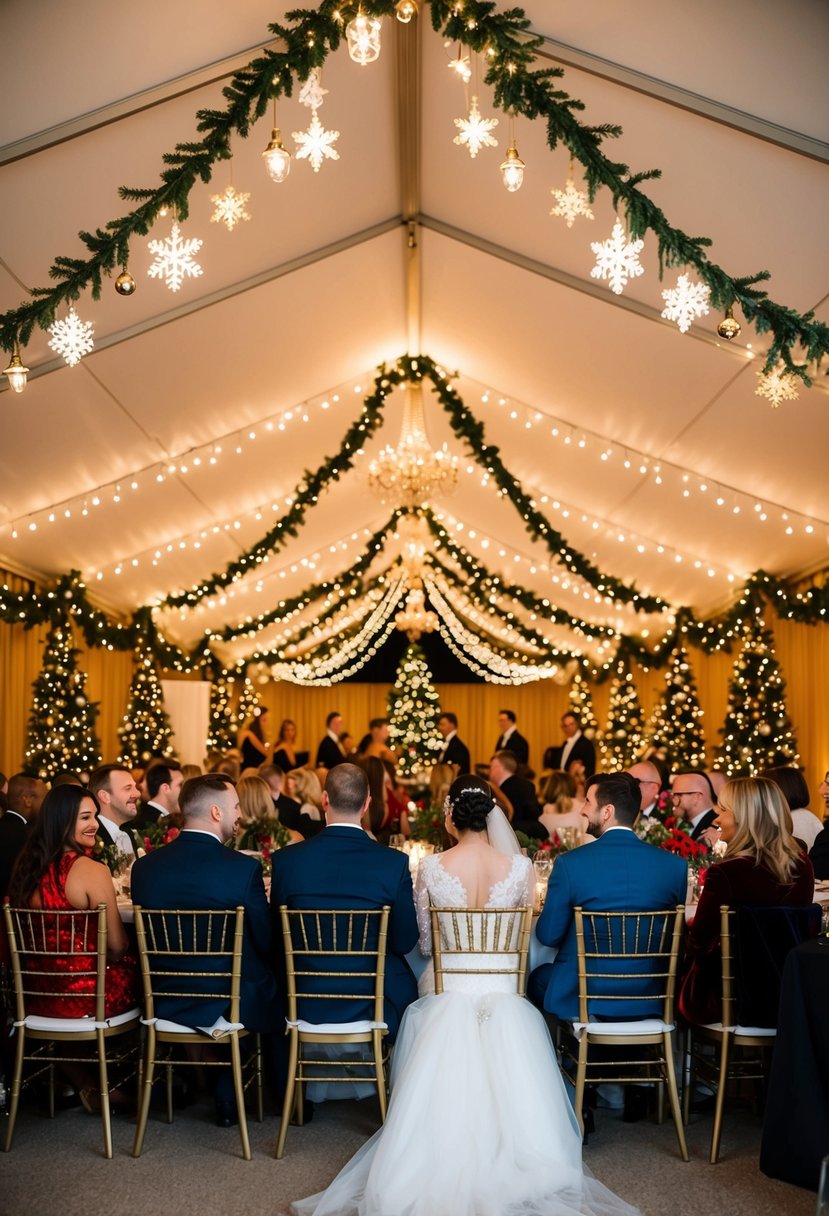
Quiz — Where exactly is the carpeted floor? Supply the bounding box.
[0,1092,814,1216]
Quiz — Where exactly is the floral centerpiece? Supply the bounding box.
[91,835,141,874]
[515,831,571,860]
[636,814,711,874]
[405,799,445,848]
[235,817,292,875]
[141,822,182,853]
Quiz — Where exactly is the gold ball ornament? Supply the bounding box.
[114,269,137,296]
[716,307,741,340]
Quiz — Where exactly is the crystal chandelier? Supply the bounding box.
[395,582,438,641]
[368,383,458,507]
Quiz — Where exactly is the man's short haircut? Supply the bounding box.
[325,710,342,728]
[592,773,640,826]
[562,712,580,726]
[439,712,458,729]
[499,709,517,723]
[180,774,233,820]
[145,759,183,800]
[493,750,518,775]
[675,769,716,802]
[324,763,369,816]
[369,717,387,731]
[258,763,285,785]
[88,764,133,798]
[6,773,41,810]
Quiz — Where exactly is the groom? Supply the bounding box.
[270,763,419,1038]
[528,772,688,1020]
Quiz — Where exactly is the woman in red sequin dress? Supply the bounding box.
[8,784,138,1104]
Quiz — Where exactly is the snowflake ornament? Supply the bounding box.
[755,365,800,407]
[292,110,340,172]
[147,221,203,292]
[590,218,644,295]
[550,176,594,228]
[660,273,710,333]
[48,307,94,367]
[453,96,499,158]
[299,69,328,111]
[210,184,251,232]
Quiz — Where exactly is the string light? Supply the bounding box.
[2,340,28,393]
[500,113,525,191]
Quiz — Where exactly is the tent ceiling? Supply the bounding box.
[1,0,827,665]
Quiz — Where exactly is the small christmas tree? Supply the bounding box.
[717,614,799,775]
[207,668,236,753]
[603,656,646,770]
[233,675,261,734]
[568,668,599,737]
[25,620,101,780]
[387,643,444,778]
[118,644,174,765]
[648,640,706,769]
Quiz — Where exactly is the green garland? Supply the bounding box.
[1,0,825,382]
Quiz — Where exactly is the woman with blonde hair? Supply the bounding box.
[289,767,324,824]
[236,775,301,849]
[537,768,588,843]
[680,775,814,1024]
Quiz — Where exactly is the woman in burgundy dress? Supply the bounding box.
[679,775,814,1025]
[8,784,138,1108]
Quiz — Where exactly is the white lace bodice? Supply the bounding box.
[414,853,533,996]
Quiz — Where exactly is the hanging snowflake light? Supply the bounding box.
[549,165,594,228]
[660,273,711,333]
[292,111,340,172]
[453,96,498,158]
[299,69,328,111]
[590,218,644,295]
[48,307,95,367]
[755,364,800,407]
[210,184,251,232]
[346,10,382,65]
[147,221,203,292]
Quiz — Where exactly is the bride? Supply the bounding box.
[293,775,639,1216]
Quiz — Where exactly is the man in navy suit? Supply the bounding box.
[270,763,419,1039]
[529,772,687,1021]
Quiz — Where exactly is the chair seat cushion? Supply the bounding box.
[286,1019,388,1034]
[700,1021,776,1037]
[142,1014,245,1038]
[20,1007,140,1034]
[572,1018,675,1039]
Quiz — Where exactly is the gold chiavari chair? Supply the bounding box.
[276,905,390,1159]
[557,905,688,1162]
[132,905,263,1161]
[682,903,820,1163]
[429,905,534,995]
[3,900,140,1158]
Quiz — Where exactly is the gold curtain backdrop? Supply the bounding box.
[0,563,826,807]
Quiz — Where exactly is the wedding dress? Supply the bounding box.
[293,837,639,1216]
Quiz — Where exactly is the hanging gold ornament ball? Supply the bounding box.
[716,309,741,340]
[114,269,137,296]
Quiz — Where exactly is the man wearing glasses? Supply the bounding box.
[626,761,662,822]
[670,772,717,842]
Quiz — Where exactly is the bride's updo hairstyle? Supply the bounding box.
[447,775,494,833]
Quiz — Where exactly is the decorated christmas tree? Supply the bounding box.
[24,620,101,780]
[233,674,261,734]
[647,640,706,769]
[387,643,444,778]
[716,614,799,775]
[118,644,174,765]
[603,656,646,770]
[568,667,599,736]
[207,668,237,753]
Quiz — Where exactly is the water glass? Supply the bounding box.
[816,1155,829,1215]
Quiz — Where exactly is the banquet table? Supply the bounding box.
[759,935,829,1191]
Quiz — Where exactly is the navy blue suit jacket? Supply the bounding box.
[131,831,279,1033]
[270,825,418,1037]
[534,829,687,1020]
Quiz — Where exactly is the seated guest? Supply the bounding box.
[134,758,183,830]
[538,769,587,841]
[8,784,138,1110]
[238,707,270,771]
[0,774,47,903]
[235,774,302,849]
[89,764,142,859]
[764,765,823,851]
[214,756,240,783]
[258,763,322,839]
[679,776,814,1025]
[489,750,545,839]
[270,764,418,1040]
[290,767,324,823]
[358,755,391,841]
[670,771,718,842]
[181,763,202,781]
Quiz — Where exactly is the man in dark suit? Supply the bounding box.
[259,763,323,839]
[131,774,280,1123]
[495,709,529,768]
[134,758,183,831]
[315,711,346,771]
[548,712,596,778]
[489,750,545,839]
[671,771,717,842]
[437,712,471,774]
[88,764,144,859]
[529,772,688,1021]
[810,824,829,879]
[270,763,419,1039]
[0,774,45,902]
